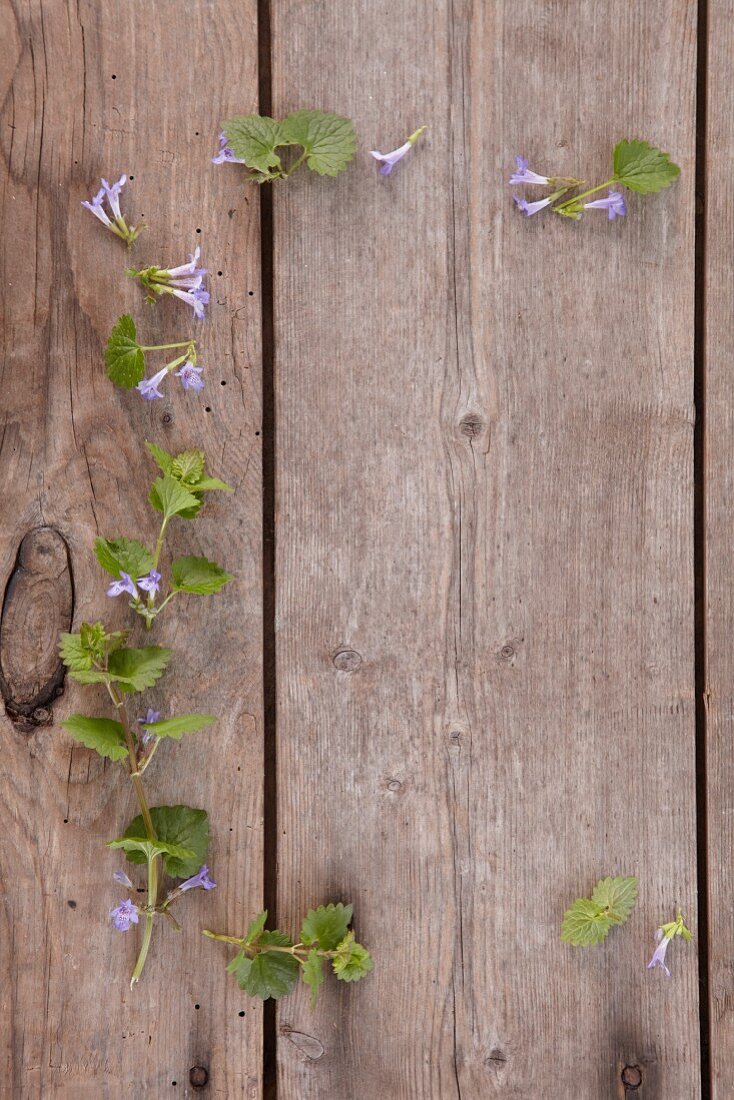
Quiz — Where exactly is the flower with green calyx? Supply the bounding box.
[82,174,144,247]
[105,314,200,397]
[561,876,638,946]
[204,903,373,1008]
[93,442,234,630]
[510,139,679,222]
[217,110,356,183]
[370,126,426,176]
[127,246,209,319]
[647,910,692,977]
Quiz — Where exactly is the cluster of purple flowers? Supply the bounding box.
[213,126,427,178]
[110,865,216,931]
[138,246,210,321]
[106,569,161,600]
[81,175,143,245]
[509,155,627,221]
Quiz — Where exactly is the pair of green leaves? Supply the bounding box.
[61,712,215,762]
[224,903,373,1007]
[612,140,680,193]
[222,110,356,182]
[561,876,638,946]
[59,626,171,695]
[146,440,233,520]
[109,805,209,878]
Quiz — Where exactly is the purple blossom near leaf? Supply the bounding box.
[646,929,672,977]
[509,155,550,186]
[513,193,552,217]
[137,569,162,594]
[370,126,426,177]
[179,864,217,893]
[113,869,135,889]
[136,365,170,401]
[212,132,246,165]
[137,708,161,746]
[110,898,140,931]
[106,571,139,599]
[81,185,114,228]
[175,362,205,392]
[583,189,627,221]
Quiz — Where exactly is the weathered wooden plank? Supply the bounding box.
[0,2,263,1095]
[271,1,699,1095]
[704,1,734,1093]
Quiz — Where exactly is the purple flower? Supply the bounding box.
[179,864,217,893]
[82,175,141,244]
[176,362,205,392]
[110,898,140,931]
[212,132,246,165]
[136,365,170,401]
[170,285,209,320]
[509,155,550,186]
[584,189,627,221]
[513,193,552,217]
[165,246,208,286]
[113,869,134,889]
[81,186,114,228]
[106,571,139,599]
[100,175,127,221]
[129,247,210,318]
[138,708,161,727]
[647,930,672,977]
[370,126,426,177]
[137,569,162,595]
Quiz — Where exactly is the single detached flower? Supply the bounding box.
[128,247,210,320]
[509,155,550,186]
[176,361,205,392]
[81,174,143,246]
[137,569,162,595]
[179,865,217,893]
[370,126,426,176]
[647,910,693,977]
[113,869,135,889]
[106,571,139,599]
[513,193,552,217]
[212,132,245,165]
[110,898,140,931]
[136,365,170,401]
[584,189,627,221]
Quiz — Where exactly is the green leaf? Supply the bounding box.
[243,910,269,945]
[61,715,128,761]
[300,903,353,950]
[302,949,325,1009]
[193,476,234,493]
[122,805,209,877]
[228,933,300,1000]
[148,474,202,521]
[107,834,196,866]
[172,449,206,485]
[560,899,612,946]
[171,556,234,595]
[613,139,681,193]
[107,645,172,693]
[222,114,285,176]
[59,623,126,674]
[331,932,374,982]
[94,537,154,579]
[280,110,356,177]
[105,314,145,388]
[59,632,94,672]
[144,713,216,740]
[145,441,174,476]
[590,876,638,924]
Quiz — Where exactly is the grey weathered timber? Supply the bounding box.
[0,2,263,1094]
[271,0,700,1096]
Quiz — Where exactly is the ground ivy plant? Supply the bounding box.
[204,903,373,1006]
[510,139,680,221]
[213,110,357,182]
[561,875,638,946]
[59,443,233,987]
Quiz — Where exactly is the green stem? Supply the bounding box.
[554,177,618,211]
[286,150,308,177]
[202,930,244,946]
[139,341,192,352]
[130,853,158,988]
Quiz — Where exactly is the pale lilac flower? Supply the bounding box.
[509,155,550,186]
[82,175,141,244]
[179,865,216,893]
[113,869,135,889]
[513,193,552,217]
[176,362,205,392]
[137,569,162,595]
[583,189,627,221]
[110,898,140,931]
[166,246,208,286]
[136,365,170,400]
[81,186,114,228]
[371,126,426,176]
[138,709,161,727]
[129,247,209,319]
[170,285,209,320]
[106,571,139,599]
[212,132,246,165]
[647,929,672,977]
[101,175,126,220]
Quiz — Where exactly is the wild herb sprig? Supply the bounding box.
[214,110,357,182]
[59,444,233,987]
[204,903,373,1007]
[561,875,638,946]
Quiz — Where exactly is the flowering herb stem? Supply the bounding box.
[107,682,157,841]
[554,177,617,211]
[138,341,193,352]
[130,853,158,988]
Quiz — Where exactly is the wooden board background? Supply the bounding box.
[0,0,729,1096]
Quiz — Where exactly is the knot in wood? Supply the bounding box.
[459,412,486,438]
[189,1065,209,1088]
[333,648,362,672]
[621,1065,642,1090]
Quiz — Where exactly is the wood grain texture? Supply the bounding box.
[271,1,700,1096]
[0,2,263,1095]
[704,0,734,1093]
